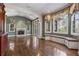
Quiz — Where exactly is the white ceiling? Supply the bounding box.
[25,3,71,14]
[5,3,71,20]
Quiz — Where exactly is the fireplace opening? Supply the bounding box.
[18,30,24,35]
[16,28,26,36]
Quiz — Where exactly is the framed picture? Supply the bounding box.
[9,23,15,32]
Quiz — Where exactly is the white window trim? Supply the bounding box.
[71,12,79,36]
[45,20,52,33]
[53,14,68,34]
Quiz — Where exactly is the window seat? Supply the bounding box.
[50,35,78,41]
[45,34,78,49]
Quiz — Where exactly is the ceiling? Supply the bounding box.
[5,3,71,20]
[25,3,71,14]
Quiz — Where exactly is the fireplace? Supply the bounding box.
[18,30,24,35]
[16,28,26,36]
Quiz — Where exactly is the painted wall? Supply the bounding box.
[6,16,31,36]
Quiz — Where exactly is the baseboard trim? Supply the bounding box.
[8,35,15,37]
[8,34,32,37]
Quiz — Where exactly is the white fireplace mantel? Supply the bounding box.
[16,28,26,36]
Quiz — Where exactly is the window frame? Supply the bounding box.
[53,14,69,34]
[45,19,52,33]
[71,11,79,36]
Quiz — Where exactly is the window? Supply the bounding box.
[45,20,52,33]
[53,14,68,34]
[46,21,50,31]
[71,11,79,35]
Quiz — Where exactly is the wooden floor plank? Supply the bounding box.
[5,36,78,56]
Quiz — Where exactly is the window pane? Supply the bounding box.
[75,12,79,33]
[71,12,79,34]
[45,21,50,31]
[54,14,68,33]
[55,20,57,31]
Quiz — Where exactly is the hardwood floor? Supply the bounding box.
[5,36,78,56]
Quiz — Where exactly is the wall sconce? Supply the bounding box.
[45,14,51,21]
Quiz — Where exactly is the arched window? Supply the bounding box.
[71,11,79,35]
